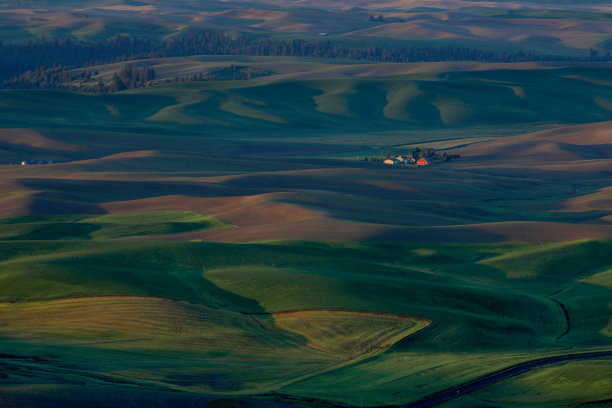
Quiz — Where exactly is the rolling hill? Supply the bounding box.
[2,0,611,55]
[0,14,611,405]
[0,65,611,142]
[1,239,611,406]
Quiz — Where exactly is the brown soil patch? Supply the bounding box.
[471,221,612,242]
[449,158,612,176]
[130,216,385,243]
[360,179,417,191]
[101,193,323,226]
[372,221,612,244]
[206,9,289,20]
[531,121,612,146]
[72,150,158,166]
[559,187,612,213]
[98,150,158,159]
[0,129,77,151]
[93,5,157,11]
[0,179,24,195]
[519,159,612,173]
[0,180,34,216]
[454,121,612,163]
[0,192,35,217]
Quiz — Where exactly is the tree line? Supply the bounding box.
[0,36,154,82]
[167,65,273,84]
[1,31,610,90]
[108,64,156,92]
[4,63,156,92]
[2,65,93,90]
[4,62,272,92]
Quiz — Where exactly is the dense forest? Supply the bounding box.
[1,31,610,91]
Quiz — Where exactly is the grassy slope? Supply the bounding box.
[0,297,426,393]
[0,239,611,405]
[442,359,612,407]
[1,118,611,246]
[0,59,610,407]
[1,66,611,140]
[0,212,231,240]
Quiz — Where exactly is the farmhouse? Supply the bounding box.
[377,148,444,166]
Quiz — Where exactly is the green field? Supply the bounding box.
[1,64,611,175]
[1,2,612,403]
[443,358,612,407]
[2,66,611,135]
[0,239,611,406]
[0,212,231,240]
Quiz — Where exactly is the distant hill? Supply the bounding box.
[1,0,611,56]
[0,66,611,137]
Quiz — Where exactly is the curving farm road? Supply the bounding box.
[403,350,612,408]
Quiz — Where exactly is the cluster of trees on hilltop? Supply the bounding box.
[107,64,156,92]
[1,30,610,91]
[2,65,94,90]
[4,63,155,92]
[0,36,155,82]
[167,65,273,84]
[3,62,271,91]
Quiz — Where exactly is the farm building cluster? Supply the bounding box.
[21,160,56,165]
[384,155,431,166]
[365,147,459,166]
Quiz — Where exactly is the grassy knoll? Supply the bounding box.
[0,298,426,392]
[0,212,231,240]
[0,43,609,408]
[2,118,611,245]
[1,239,610,405]
[0,3,611,407]
[1,65,611,142]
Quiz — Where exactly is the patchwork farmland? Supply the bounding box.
[1,0,612,407]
